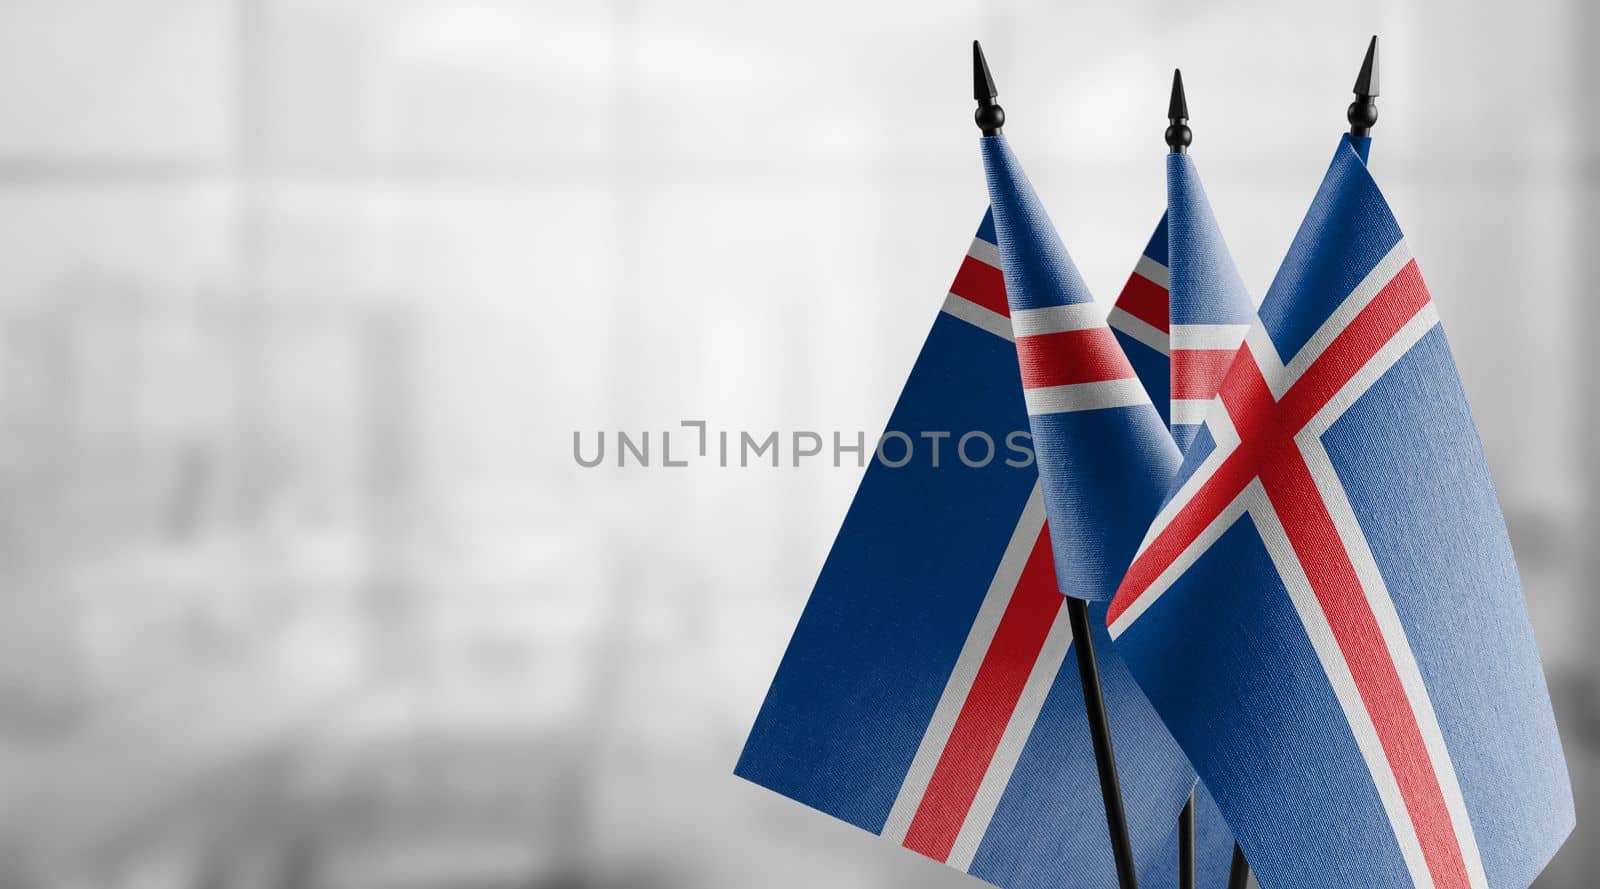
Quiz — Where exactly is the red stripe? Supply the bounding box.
[1105,357,1271,627]
[1171,349,1237,401]
[1277,261,1431,430]
[950,255,1010,318]
[1113,272,1169,333]
[902,528,1061,861]
[1267,258,1470,885]
[1016,328,1132,390]
[1111,263,1435,630]
[1262,449,1470,889]
[1108,258,1469,884]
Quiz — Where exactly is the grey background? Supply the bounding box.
[0,1,1593,887]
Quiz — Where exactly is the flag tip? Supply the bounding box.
[1348,35,1379,136]
[973,41,998,101]
[1354,35,1379,96]
[1166,68,1191,153]
[973,41,1004,134]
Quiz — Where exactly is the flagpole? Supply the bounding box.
[1227,845,1250,889]
[1178,796,1196,889]
[1348,35,1379,139]
[1165,71,1199,889]
[973,41,1140,889]
[1066,597,1141,889]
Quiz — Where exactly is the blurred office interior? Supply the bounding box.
[0,1,1592,887]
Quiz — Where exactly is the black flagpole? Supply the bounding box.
[1348,35,1379,139]
[973,40,1140,889]
[1166,68,1191,156]
[1227,845,1251,889]
[1067,598,1140,889]
[1178,798,1197,889]
[1166,69,1197,889]
[972,40,1005,136]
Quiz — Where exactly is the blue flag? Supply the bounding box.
[1165,152,1256,451]
[737,211,1198,887]
[980,135,1182,601]
[978,132,1203,881]
[1109,136,1574,888]
[1108,149,1260,888]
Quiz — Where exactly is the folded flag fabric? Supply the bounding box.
[1104,149,1255,887]
[1108,135,1574,889]
[980,134,1183,602]
[1108,214,1173,428]
[1109,149,1260,887]
[1165,152,1255,450]
[1162,149,1257,889]
[979,132,1204,880]
[737,211,1198,888]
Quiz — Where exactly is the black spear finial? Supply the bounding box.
[973,40,1004,135]
[1348,35,1379,137]
[1165,68,1191,153]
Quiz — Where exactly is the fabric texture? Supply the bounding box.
[1166,153,1256,451]
[1108,137,1574,889]
[981,135,1181,602]
[736,212,1198,887]
[1108,152,1259,887]
[1108,214,1173,427]
[1166,150,1262,884]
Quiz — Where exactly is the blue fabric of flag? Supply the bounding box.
[1162,149,1259,878]
[1166,154,1253,329]
[980,134,1180,602]
[1111,137,1573,889]
[737,214,1200,887]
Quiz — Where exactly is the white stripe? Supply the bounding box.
[1282,240,1413,384]
[968,237,1002,270]
[1303,301,1439,438]
[1170,399,1211,427]
[1244,320,1291,398]
[1134,255,1170,289]
[1110,486,1251,639]
[1010,303,1103,338]
[1024,378,1150,415]
[1107,307,1169,356]
[942,292,1014,342]
[880,486,1047,844]
[1207,395,1240,450]
[946,605,1075,870]
[1296,302,1487,888]
[1247,486,1437,889]
[1171,323,1250,351]
[1132,399,1239,559]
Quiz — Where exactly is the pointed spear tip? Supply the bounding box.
[973,40,998,100]
[972,40,1004,134]
[1354,35,1379,97]
[1347,35,1379,136]
[1165,68,1191,153]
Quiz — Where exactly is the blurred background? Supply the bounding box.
[0,1,1592,887]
